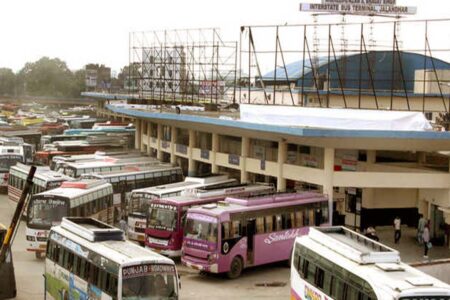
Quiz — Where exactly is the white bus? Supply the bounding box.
[26,180,114,258]
[57,157,160,178]
[50,151,142,171]
[8,163,72,203]
[291,226,450,300]
[81,164,184,221]
[127,174,238,244]
[0,137,34,188]
[45,217,179,300]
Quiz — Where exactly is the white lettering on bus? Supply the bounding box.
[264,229,301,245]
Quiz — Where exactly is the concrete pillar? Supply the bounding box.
[277,140,287,191]
[367,150,376,164]
[211,133,219,173]
[241,137,249,183]
[170,126,177,164]
[188,129,197,176]
[140,120,145,152]
[135,119,142,151]
[147,122,152,155]
[157,123,163,161]
[323,148,335,223]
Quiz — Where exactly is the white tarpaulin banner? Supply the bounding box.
[239,105,432,131]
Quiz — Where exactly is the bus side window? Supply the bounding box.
[301,259,309,279]
[275,215,282,231]
[58,246,64,266]
[256,217,264,234]
[90,265,99,287]
[231,221,241,238]
[79,258,87,280]
[308,208,315,226]
[53,244,61,264]
[264,215,273,233]
[222,222,230,240]
[314,266,325,289]
[295,210,303,227]
[46,240,53,259]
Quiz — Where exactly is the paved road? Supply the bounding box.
[0,195,290,300]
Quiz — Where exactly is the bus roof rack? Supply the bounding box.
[309,226,400,265]
[61,217,124,242]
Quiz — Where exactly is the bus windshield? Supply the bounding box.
[0,155,23,170]
[28,198,68,228]
[122,264,178,300]
[129,194,151,215]
[148,204,178,231]
[184,214,218,243]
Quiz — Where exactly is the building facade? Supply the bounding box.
[98,102,450,247]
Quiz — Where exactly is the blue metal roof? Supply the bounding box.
[262,51,450,95]
[106,104,450,141]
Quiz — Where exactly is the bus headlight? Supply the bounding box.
[26,235,35,241]
[207,253,218,263]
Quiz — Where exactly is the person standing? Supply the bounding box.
[394,216,401,244]
[417,214,426,244]
[422,222,431,259]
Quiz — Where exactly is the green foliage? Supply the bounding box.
[18,57,84,98]
[0,68,16,96]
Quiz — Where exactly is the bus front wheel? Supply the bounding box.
[227,256,243,279]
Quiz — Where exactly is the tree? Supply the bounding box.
[18,57,83,97]
[0,68,16,96]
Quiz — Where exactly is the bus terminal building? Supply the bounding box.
[94,100,450,246]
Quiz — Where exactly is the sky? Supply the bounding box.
[0,0,448,74]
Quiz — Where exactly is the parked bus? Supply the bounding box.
[181,192,329,278]
[50,151,142,171]
[144,183,275,257]
[290,226,450,299]
[8,163,72,203]
[127,174,238,244]
[46,217,179,300]
[57,157,160,178]
[40,134,90,149]
[26,180,114,258]
[0,137,34,188]
[81,164,184,221]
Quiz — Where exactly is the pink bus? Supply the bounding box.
[145,183,275,257]
[181,192,329,278]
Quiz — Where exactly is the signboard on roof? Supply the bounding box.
[299,0,417,15]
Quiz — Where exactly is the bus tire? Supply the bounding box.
[227,256,243,279]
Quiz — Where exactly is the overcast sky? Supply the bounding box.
[0,0,447,73]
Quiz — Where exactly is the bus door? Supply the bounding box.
[246,218,256,265]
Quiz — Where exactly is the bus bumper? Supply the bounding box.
[181,257,218,273]
[146,246,181,258]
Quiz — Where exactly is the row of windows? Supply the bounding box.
[9,174,48,195]
[293,246,376,300]
[109,172,183,193]
[46,239,118,299]
[221,202,329,239]
[70,195,114,222]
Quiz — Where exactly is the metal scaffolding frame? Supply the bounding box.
[129,28,237,105]
[239,19,450,112]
